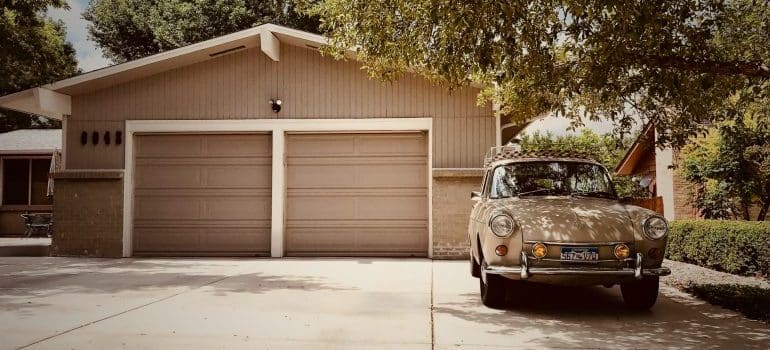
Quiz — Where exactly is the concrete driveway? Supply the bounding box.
[0,258,768,349]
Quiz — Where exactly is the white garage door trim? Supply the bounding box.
[123,118,433,258]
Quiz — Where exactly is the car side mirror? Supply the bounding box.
[471,191,482,201]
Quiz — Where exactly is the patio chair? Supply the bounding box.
[20,213,53,238]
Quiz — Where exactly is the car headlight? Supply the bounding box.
[643,216,668,240]
[490,214,516,237]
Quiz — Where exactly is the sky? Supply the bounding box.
[47,0,111,72]
[45,1,615,136]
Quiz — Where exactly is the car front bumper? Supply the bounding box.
[484,252,670,280]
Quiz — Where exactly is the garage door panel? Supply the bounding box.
[135,197,201,220]
[205,165,271,187]
[135,165,203,188]
[286,132,428,256]
[136,164,270,189]
[287,195,427,220]
[133,133,271,255]
[356,135,427,156]
[203,196,271,219]
[135,195,269,220]
[136,136,203,157]
[287,227,428,255]
[205,135,271,156]
[287,164,427,188]
[133,227,270,253]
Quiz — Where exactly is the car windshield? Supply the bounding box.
[489,161,617,199]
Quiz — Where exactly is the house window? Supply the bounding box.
[2,158,53,206]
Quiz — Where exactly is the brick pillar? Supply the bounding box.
[432,169,483,259]
[51,170,124,257]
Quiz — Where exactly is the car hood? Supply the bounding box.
[493,197,636,243]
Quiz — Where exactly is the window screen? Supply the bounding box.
[2,159,30,205]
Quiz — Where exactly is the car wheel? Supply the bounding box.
[470,254,481,278]
[479,258,507,308]
[621,277,659,310]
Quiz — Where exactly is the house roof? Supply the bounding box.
[0,129,61,154]
[0,24,329,120]
[615,122,655,175]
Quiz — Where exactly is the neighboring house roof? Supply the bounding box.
[0,129,61,154]
[615,122,655,175]
[0,24,329,120]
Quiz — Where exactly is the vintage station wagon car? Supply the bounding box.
[469,147,671,309]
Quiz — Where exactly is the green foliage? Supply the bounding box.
[304,0,770,148]
[680,117,770,220]
[685,284,770,323]
[666,220,770,277]
[518,129,646,198]
[0,0,78,132]
[84,0,320,63]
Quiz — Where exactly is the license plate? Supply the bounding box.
[560,247,599,261]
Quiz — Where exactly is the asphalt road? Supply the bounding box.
[0,258,767,349]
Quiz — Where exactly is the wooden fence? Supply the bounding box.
[627,196,664,215]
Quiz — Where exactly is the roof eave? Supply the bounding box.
[0,88,70,120]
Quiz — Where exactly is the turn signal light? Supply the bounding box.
[495,245,508,256]
[532,242,548,259]
[614,244,630,259]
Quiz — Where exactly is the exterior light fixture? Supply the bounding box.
[269,99,282,113]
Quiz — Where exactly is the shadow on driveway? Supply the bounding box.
[434,281,770,349]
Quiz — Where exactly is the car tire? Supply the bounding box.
[479,258,507,308]
[470,254,481,278]
[621,277,659,310]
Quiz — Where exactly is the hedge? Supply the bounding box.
[685,284,770,323]
[666,220,770,277]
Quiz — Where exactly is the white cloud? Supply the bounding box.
[47,0,112,72]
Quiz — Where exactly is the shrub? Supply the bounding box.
[685,284,770,323]
[666,220,770,277]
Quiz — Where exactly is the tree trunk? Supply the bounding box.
[758,199,769,221]
[741,203,751,221]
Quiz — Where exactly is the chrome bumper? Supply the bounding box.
[484,253,671,280]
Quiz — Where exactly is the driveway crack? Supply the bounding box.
[16,273,235,350]
[430,261,435,350]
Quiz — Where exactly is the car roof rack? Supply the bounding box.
[483,146,598,168]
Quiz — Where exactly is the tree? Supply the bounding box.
[517,129,647,198]
[680,117,770,221]
[84,0,321,63]
[304,0,770,148]
[0,0,79,133]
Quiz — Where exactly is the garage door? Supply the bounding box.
[133,133,271,256]
[286,132,428,256]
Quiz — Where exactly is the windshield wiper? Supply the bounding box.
[518,189,554,196]
[570,191,617,199]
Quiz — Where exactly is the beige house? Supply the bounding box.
[615,123,698,220]
[0,24,500,258]
[0,129,60,236]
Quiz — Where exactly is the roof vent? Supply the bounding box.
[209,45,246,57]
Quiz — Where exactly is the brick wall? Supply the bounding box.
[432,169,483,259]
[51,171,124,257]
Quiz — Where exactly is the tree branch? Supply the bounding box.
[638,55,770,79]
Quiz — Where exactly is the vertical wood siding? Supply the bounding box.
[68,45,493,169]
